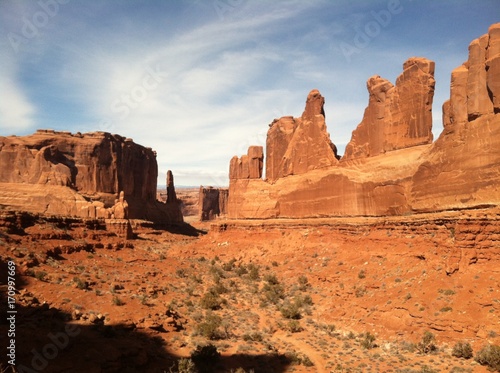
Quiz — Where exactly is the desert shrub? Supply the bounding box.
[287,320,303,333]
[200,290,224,310]
[285,351,314,367]
[175,358,198,373]
[242,332,263,342]
[475,344,500,371]
[211,282,228,295]
[264,273,280,285]
[261,281,285,305]
[35,271,48,281]
[360,332,376,349]
[358,269,366,279]
[73,276,88,290]
[295,294,313,307]
[112,295,124,306]
[235,265,248,276]
[354,285,366,298]
[438,288,456,296]
[176,268,187,278]
[247,264,260,280]
[222,259,236,272]
[298,275,309,290]
[452,341,473,359]
[196,314,224,340]
[416,331,437,354]
[280,301,301,319]
[191,344,220,373]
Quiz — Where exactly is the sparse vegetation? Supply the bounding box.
[191,344,220,372]
[475,344,500,371]
[452,341,473,359]
[416,331,437,354]
[360,332,377,349]
[112,295,124,306]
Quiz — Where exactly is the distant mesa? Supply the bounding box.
[227,23,500,219]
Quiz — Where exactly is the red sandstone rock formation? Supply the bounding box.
[229,146,263,180]
[199,186,228,221]
[110,191,129,219]
[166,170,177,203]
[411,23,500,212]
[266,89,338,182]
[0,130,182,224]
[227,23,500,219]
[343,57,435,159]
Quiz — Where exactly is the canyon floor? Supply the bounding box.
[1,206,499,372]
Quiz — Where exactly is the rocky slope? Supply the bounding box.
[228,23,500,223]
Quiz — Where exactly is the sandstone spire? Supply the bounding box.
[343,57,435,159]
[166,170,177,203]
[265,89,338,182]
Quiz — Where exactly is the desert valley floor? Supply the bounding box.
[1,202,499,372]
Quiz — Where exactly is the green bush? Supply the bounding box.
[196,314,223,340]
[360,332,376,349]
[287,320,303,333]
[261,281,285,305]
[416,331,437,354]
[175,358,198,373]
[247,264,260,280]
[280,302,301,319]
[200,291,224,310]
[112,295,124,306]
[475,344,500,371]
[452,341,473,359]
[191,344,220,373]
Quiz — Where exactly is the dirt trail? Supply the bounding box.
[254,309,326,372]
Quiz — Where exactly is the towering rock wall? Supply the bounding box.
[411,23,500,212]
[343,58,435,159]
[199,187,228,221]
[229,146,264,180]
[0,130,182,223]
[227,24,500,219]
[0,130,157,203]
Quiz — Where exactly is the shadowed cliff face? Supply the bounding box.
[0,130,182,224]
[228,23,500,220]
[0,130,157,201]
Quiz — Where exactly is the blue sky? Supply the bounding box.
[1,0,498,186]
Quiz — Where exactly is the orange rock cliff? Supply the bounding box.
[0,130,182,224]
[228,23,500,219]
